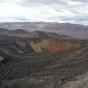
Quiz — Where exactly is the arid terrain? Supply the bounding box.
[0,22,88,88]
[0,22,88,39]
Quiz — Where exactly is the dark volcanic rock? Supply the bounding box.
[0,29,88,88]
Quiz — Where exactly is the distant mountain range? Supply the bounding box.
[0,22,88,39]
[0,28,69,39]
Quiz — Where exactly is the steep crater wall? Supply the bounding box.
[16,40,82,53]
[29,40,81,53]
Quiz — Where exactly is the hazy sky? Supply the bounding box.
[0,0,88,25]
